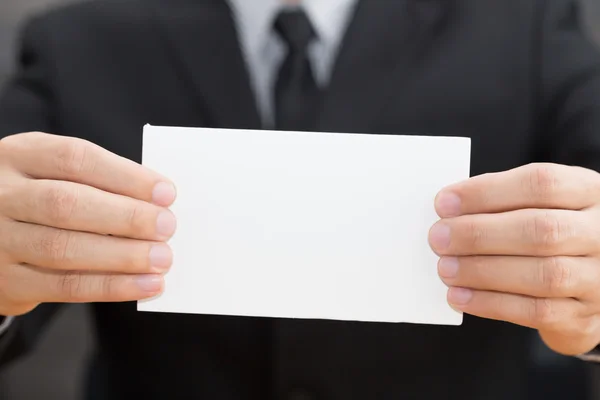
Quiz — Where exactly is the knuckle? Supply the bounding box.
[41,184,79,223]
[20,131,46,139]
[55,140,95,178]
[99,274,120,299]
[124,203,148,235]
[20,131,47,143]
[130,243,154,273]
[464,219,487,249]
[466,256,488,279]
[530,298,557,326]
[30,229,77,264]
[527,164,560,202]
[0,135,18,154]
[0,131,43,151]
[106,242,151,274]
[57,271,85,301]
[538,256,573,296]
[492,292,509,314]
[528,211,563,253]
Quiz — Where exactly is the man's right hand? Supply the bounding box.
[0,132,177,316]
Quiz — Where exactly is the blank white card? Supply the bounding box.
[139,125,471,326]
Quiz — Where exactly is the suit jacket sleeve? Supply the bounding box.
[538,0,600,170]
[0,15,64,370]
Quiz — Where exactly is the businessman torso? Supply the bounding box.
[1,0,600,399]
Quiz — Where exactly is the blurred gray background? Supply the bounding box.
[0,0,599,399]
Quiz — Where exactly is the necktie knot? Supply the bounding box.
[274,9,317,53]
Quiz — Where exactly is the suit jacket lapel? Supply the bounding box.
[318,0,451,134]
[148,0,262,130]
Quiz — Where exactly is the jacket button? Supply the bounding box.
[286,389,316,400]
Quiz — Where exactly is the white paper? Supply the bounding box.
[138,125,471,326]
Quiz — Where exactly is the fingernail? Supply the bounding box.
[448,287,473,305]
[438,257,459,278]
[149,244,173,271]
[429,223,451,251]
[136,275,163,292]
[156,211,177,238]
[436,192,461,217]
[152,182,176,206]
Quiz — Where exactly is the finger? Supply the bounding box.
[438,256,600,299]
[4,179,176,240]
[435,163,600,217]
[539,326,600,356]
[2,264,164,304]
[429,209,597,257]
[446,288,584,333]
[1,221,173,274]
[0,132,176,206]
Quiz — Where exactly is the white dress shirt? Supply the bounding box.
[0,316,12,336]
[227,0,359,127]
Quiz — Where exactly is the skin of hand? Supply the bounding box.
[430,163,600,356]
[0,132,177,316]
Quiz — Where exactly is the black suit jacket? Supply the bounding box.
[0,0,599,399]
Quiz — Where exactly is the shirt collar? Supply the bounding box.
[304,0,359,47]
[228,0,359,56]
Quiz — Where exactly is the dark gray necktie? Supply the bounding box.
[273,9,322,131]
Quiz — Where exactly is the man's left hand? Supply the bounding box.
[430,163,600,356]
